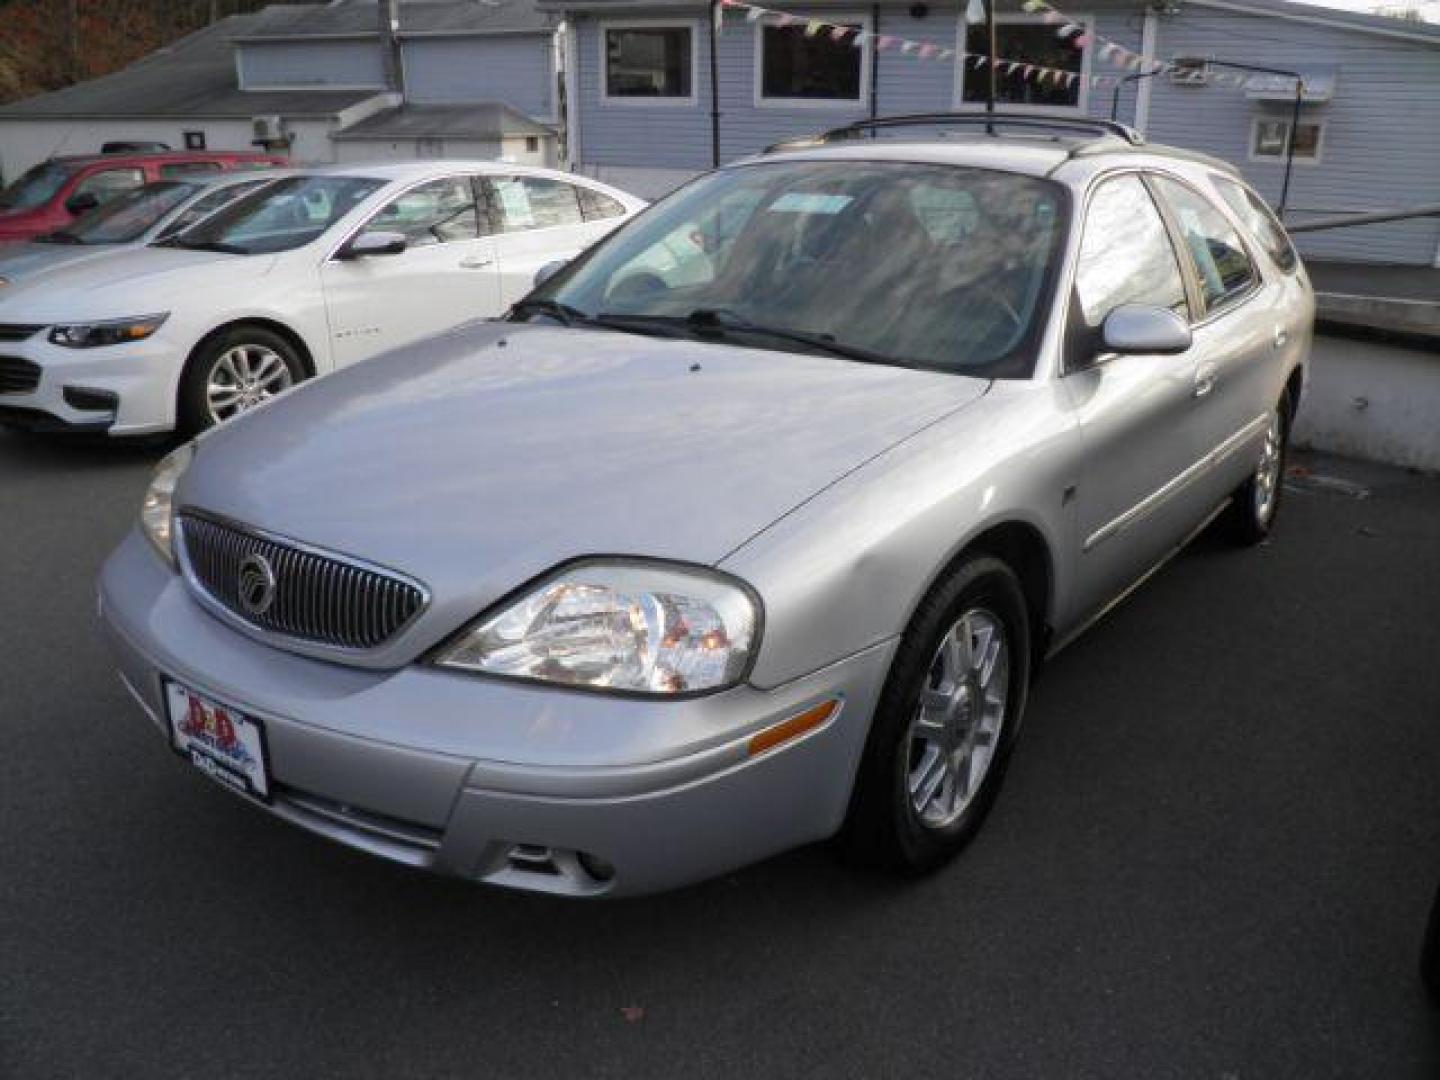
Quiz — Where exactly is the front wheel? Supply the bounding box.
[177,326,304,436]
[841,556,1031,874]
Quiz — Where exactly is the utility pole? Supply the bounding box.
[377,0,405,96]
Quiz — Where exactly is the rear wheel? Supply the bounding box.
[177,325,304,436]
[841,556,1031,874]
[1227,398,1288,545]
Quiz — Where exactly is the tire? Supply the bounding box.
[1423,879,1440,1004]
[1227,397,1289,545]
[840,555,1031,874]
[177,325,305,437]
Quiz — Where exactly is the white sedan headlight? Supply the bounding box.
[49,313,168,349]
[140,442,193,564]
[434,561,760,695]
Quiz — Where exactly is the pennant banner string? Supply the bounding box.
[714,0,1259,90]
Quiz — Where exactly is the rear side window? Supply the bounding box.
[1151,175,1257,313]
[487,176,584,232]
[577,185,627,222]
[1073,174,1189,331]
[1212,176,1299,274]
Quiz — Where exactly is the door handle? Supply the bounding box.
[459,255,493,269]
[1193,364,1217,399]
[1273,327,1289,349]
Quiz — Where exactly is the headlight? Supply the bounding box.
[433,561,760,696]
[140,443,193,565]
[49,313,168,349]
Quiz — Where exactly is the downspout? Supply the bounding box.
[709,0,721,168]
[1281,77,1302,218]
[563,20,582,171]
[1135,7,1157,133]
[985,0,997,135]
[377,0,405,98]
[869,3,879,125]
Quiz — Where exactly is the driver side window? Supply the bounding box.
[367,177,479,247]
[1073,174,1190,332]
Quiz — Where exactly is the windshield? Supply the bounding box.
[527,160,1068,376]
[154,178,274,241]
[164,175,384,255]
[41,181,199,244]
[0,162,72,211]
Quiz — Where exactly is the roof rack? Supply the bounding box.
[765,111,1145,152]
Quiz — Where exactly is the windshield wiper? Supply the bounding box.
[509,297,592,327]
[508,300,687,342]
[684,308,910,368]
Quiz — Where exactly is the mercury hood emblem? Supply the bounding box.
[237,553,277,616]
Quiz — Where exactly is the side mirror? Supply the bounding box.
[533,259,568,289]
[339,230,407,260]
[1101,304,1192,356]
[64,192,100,216]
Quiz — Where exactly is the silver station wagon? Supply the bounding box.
[100,114,1314,897]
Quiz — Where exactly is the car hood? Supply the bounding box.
[0,245,275,320]
[182,321,989,654]
[0,241,132,285]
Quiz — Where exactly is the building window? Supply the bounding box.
[1250,117,1323,164]
[525,136,540,153]
[183,130,207,150]
[958,16,1090,111]
[602,23,696,104]
[756,15,870,107]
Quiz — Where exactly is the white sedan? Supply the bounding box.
[0,162,644,435]
[0,172,284,285]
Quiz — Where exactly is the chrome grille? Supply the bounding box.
[0,324,44,343]
[0,356,40,394]
[178,513,427,651]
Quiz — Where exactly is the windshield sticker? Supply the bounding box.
[768,193,853,215]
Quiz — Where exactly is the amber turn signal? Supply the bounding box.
[747,699,840,757]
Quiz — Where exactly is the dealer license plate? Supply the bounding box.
[164,679,271,802]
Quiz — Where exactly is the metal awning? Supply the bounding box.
[1246,67,1337,103]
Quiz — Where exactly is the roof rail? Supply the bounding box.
[765,111,1145,152]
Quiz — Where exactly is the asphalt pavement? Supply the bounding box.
[2,427,1438,1079]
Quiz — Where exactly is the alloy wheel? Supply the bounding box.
[205,344,293,424]
[1254,408,1283,524]
[906,608,1010,830]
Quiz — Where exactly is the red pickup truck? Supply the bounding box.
[0,149,286,243]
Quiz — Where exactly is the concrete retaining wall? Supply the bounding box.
[1293,333,1440,473]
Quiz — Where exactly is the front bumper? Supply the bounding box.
[0,326,181,435]
[99,529,896,897]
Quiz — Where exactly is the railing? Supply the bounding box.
[1287,205,1440,234]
